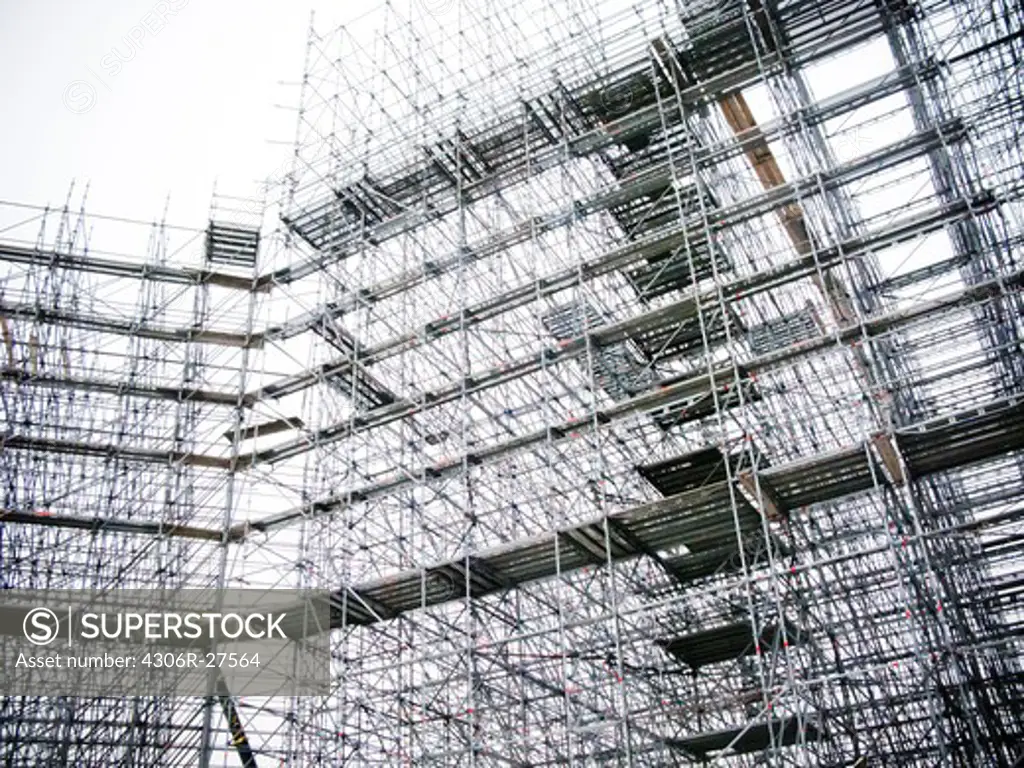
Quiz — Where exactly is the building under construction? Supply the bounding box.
[2,0,1024,763]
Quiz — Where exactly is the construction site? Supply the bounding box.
[2,0,1024,763]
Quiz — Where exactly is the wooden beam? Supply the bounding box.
[0,509,224,541]
[872,432,907,485]
[1,316,13,369]
[29,331,39,375]
[737,471,785,520]
[717,91,858,326]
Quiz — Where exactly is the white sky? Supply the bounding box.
[0,0,358,227]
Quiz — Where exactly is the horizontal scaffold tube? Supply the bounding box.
[0,370,251,407]
[1,435,232,469]
[0,302,262,349]
[0,243,265,291]
[0,509,228,542]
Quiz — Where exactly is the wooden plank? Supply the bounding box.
[737,470,784,520]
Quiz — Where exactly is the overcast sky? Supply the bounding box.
[0,0,354,227]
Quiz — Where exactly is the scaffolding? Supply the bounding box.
[2,0,1024,764]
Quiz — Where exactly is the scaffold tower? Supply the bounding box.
[2,0,1024,764]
